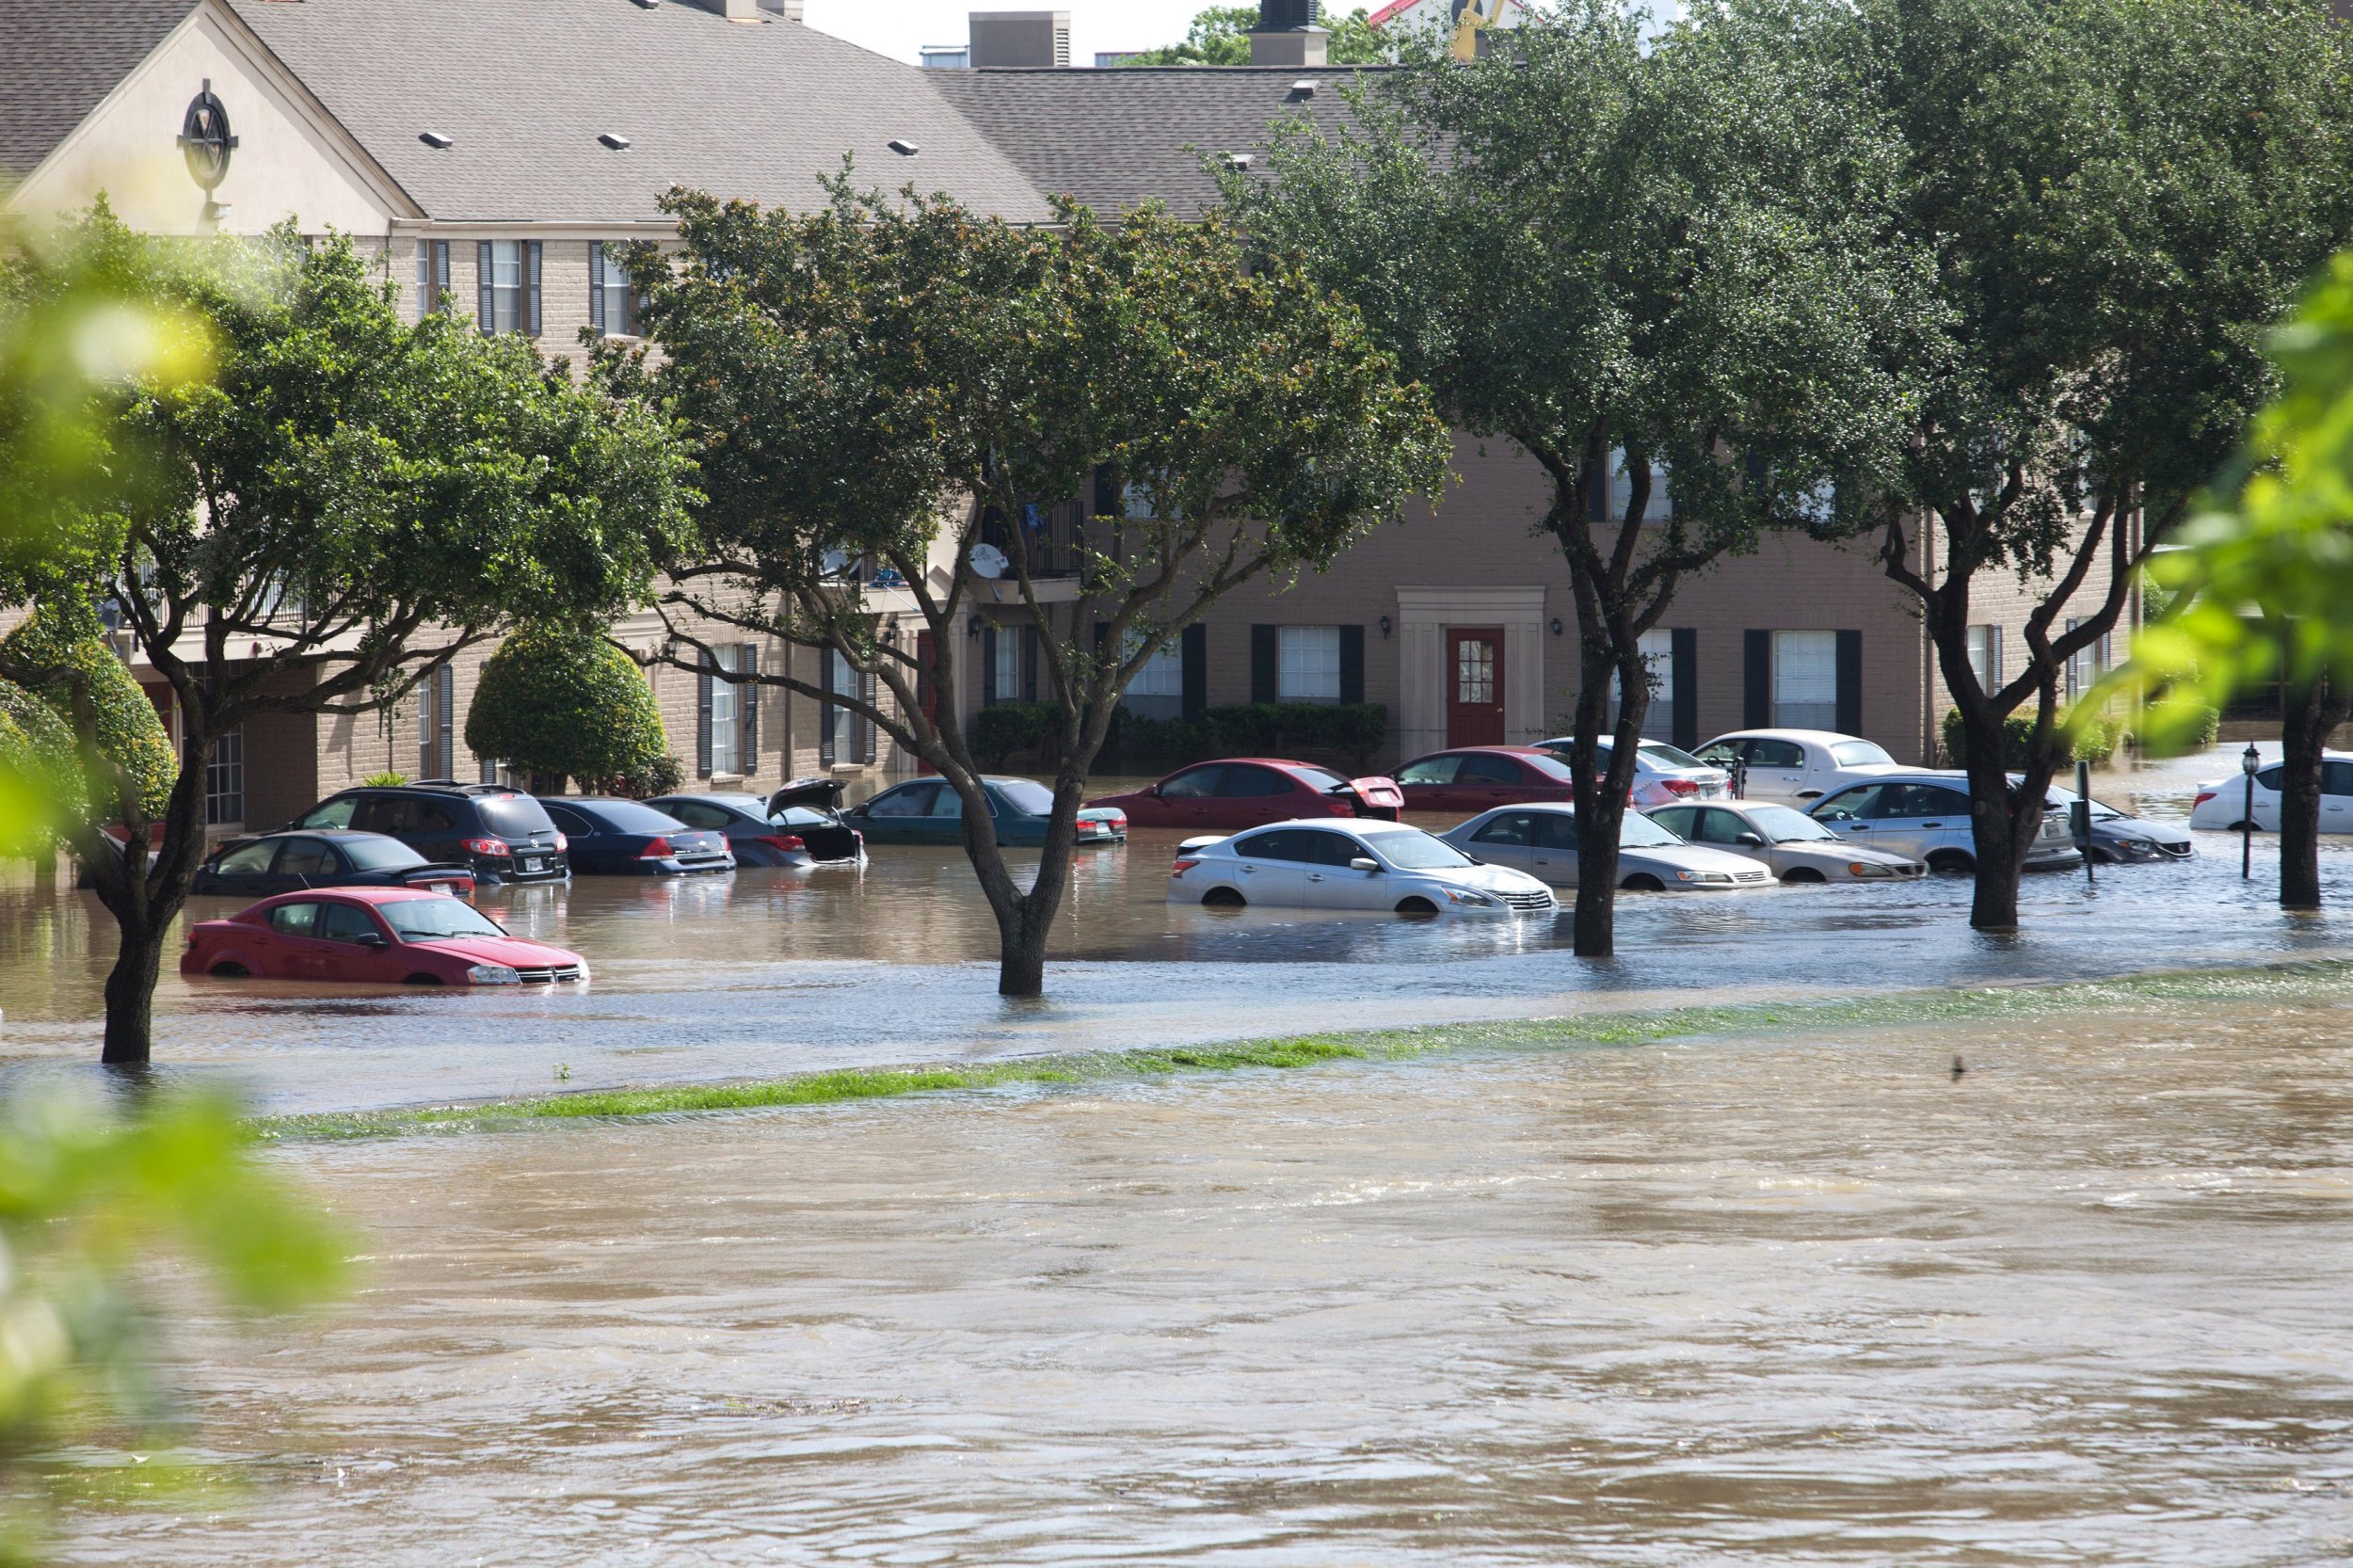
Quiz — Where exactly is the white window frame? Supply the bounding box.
[590,242,637,338]
[1121,631,1185,719]
[1772,630,1839,730]
[2063,617,2108,703]
[710,646,741,775]
[1609,628,1673,717]
[1278,625,1342,705]
[487,240,527,334]
[990,629,1026,704]
[1604,447,1673,523]
[1964,624,2003,693]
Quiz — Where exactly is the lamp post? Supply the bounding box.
[2242,742,2262,880]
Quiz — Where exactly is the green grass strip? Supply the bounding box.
[255,957,2353,1144]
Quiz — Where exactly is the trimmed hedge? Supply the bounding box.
[0,607,177,825]
[0,678,81,856]
[465,623,671,792]
[973,700,1390,771]
[1940,707,2117,769]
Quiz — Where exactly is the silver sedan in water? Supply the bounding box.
[1646,801,1926,882]
[1439,803,1774,890]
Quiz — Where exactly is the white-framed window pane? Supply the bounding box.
[711,647,740,774]
[2063,617,2107,702]
[1609,629,1673,715]
[1605,447,1673,522]
[489,241,523,333]
[593,242,636,336]
[205,727,245,825]
[1278,626,1341,704]
[1121,632,1184,719]
[415,240,433,323]
[1773,631,1839,729]
[991,630,1024,702]
[1964,623,2003,692]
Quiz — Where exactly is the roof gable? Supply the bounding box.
[0,0,200,183]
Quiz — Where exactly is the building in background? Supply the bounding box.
[4,0,2097,839]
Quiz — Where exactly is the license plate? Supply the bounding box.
[520,857,543,872]
[429,882,452,894]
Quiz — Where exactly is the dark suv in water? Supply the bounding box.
[288,782,570,886]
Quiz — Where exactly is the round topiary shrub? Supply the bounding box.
[464,623,671,794]
[0,606,178,825]
[0,678,83,856]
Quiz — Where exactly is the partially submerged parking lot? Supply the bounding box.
[5,747,2350,1117]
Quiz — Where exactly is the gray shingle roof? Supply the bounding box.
[0,0,200,183]
[933,66,1385,218]
[223,0,1055,224]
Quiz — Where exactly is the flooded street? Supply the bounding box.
[6,748,2353,1115]
[81,987,2353,1565]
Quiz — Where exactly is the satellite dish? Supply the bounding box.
[968,542,1008,580]
[819,548,851,576]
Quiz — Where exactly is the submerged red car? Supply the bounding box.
[181,888,587,986]
[1086,758,1403,831]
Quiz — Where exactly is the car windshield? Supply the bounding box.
[379,898,507,941]
[340,837,428,871]
[1749,805,1835,841]
[2045,787,2123,821]
[1830,740,1895,767]
[1638,741,1708,769]
[1619,814,1679,848]
[476,795,557,839]
[1293,765,1352,791]
[577,801,686,833]
[995,779,1056,815]
[1363,829,1475,870]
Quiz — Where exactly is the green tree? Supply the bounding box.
[0,210,695,1064]
[465,621,672,793]
[0,1089,347,1566]
[1859,0,2353,929]
[1229,0,1931,955]
[0,604,176,828]
[1118,5,1393,66]
[609,178,1447,996]
[2134,253,2353,907]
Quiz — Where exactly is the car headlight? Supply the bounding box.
[466,964,521,985]
[1445,888,1497,906]
[1675,871,1734,885]
[1849,861,1893,877]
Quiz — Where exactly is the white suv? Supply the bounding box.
[1807,773,2081,873]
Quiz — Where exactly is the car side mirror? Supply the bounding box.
[1736,831,1766,847]
[357,933,389,949]
[1349,856,1382,872]
[1144,784,1162,797]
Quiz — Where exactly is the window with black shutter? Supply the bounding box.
[1181,624,1208,719]
[1338,625,1365,705]
[739,644,760,772]
[696,653,714,776]
[1250,625,1277,704]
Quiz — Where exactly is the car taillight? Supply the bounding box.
[1171,858,1199,875]
[462,838,511,856]
[2193,792,2216,807]
[751,834,806,853]
[637,837,674,859]
[552,832,568,854]
[1662,778,1700,797]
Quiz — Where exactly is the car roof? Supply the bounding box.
[1458,802,1577,818]
[243,887,446,906]
[229,828,404,841]
[1231,816,1416,837]
[1170,757,1323,772]
[651,792,764,808]
[1704,728,1877,745]
[1816,770,1969,791]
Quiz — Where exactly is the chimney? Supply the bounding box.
[1249,0,1328,67]
[968,10,1071,68]
[756,0,805,18]
[683,0,761,18]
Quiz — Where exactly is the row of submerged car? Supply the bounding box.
[1151,728,2194,916]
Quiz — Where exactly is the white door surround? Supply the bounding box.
[1395,586,1548,761]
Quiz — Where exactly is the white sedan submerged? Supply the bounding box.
[1170,819,1557,915]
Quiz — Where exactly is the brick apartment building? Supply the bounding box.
[2,0,2118,837]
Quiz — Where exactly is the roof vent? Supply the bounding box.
[888,138,920,156]
[1290,79,1319,96]
[599,133,632,150]
[1225,152,1254,171]
[418,130,455,149]
[631,0,661,8]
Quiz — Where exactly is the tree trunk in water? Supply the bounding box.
[101,918,165,1065]
[998,906,1048,998]
[2279,676,2345,911]
[1961,740,2023,933]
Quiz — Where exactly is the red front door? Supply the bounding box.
[1447,629,1506,747]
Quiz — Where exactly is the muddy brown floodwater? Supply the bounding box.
[79,988,2353,1566]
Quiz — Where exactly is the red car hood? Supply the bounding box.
[408,935,584,968]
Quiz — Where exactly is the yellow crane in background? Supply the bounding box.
[1450,0,1510,58]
